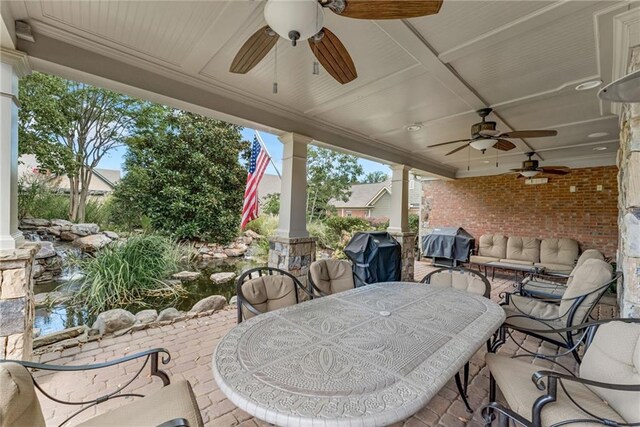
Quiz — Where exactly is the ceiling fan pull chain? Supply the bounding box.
[313,5,320,76]
[273,42,278,94]
[467,145,470,171]
[496,149,498,168]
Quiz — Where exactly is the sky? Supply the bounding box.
[97,127,391,178]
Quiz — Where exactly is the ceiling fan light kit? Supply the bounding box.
[469,138,495,151]
[519,170,539,178]
[264,0,325,46]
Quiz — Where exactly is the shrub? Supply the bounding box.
[409,213,420,234]
[67,235,192,315]
[307,220,332,248]
[18,176,69,220]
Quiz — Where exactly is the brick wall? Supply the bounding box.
[422,166,619,257]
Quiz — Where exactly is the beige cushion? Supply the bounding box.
[559,258,612,326]
[0,362,46,427]
[506,236,541,263]
[499,259,534,266]
[534,262,574,274]
[580,321,640,423]
[427,270,489,297]
[470,255,499,264]
[478,234,507,259]
[568,250,604,285]
[540,238,579,267]
[309,260,355,296]
[77,380,203,427]
[486,353,625,425]
[240,275,298,320]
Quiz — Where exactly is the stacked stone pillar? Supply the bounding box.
[388,164,415,281]
[618,46,640,318]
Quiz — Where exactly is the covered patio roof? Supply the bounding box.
[2,1,634,178]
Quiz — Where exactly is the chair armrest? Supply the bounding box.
[157,418,190,427]
[532,370,640,392]
[481,402,533,427]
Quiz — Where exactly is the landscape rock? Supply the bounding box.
[198,246,210,254]
[51,219,73,227]
[46,226,62,236]
[60,231,81,241]
[35,242,57,259]
[190,295,227,313]
[92,309,136,335]
[229,296,238,305]
[210,272,236,284]
[71,223,100,236]
[103,230,119,240]
[244,230,261,239]
[157,307,182,321]
[32,263,44,279]
[135,309,158,324]
[163,279,182,287]
[171,271,201,281]
[211,252,228,259]
[22,218,51,227]
[224,248,245,257]
[73,234,112,252]
[33,325,87,348]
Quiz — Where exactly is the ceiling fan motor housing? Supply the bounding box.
[471,121,496,139]
[523,159,539,170]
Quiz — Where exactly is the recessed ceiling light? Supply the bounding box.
[482,160,490,164]
[593,147,607,151]
[575,80,603,91]
[588,132,608,138]
[406,124,423,132]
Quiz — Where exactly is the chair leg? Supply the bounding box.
[454,372,473,413]
[463,361,469,395]
[484,373,497,426]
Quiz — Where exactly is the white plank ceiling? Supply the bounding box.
[4,0,637,177]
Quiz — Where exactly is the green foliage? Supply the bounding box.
[262,193,281,216]
[68,235,192,315]
[17,176,66,220]
[368,217,389,230]
[244,215,279,258]
[409,214,420,234]
[361,171,388,183]
[306,146,363,221]
[307,220,332,249]
[111,110,249,243]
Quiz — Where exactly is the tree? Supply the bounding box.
[112,110,249,243]
[361,171,388,183]
[19,72,156,222]
[306,146,363,221]
[261,193,281,216]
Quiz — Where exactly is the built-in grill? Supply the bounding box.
[421,227,475,267]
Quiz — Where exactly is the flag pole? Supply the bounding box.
[254,130,282,179]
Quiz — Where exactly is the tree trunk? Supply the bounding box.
[68,176,80,222]
[77,166,93,223]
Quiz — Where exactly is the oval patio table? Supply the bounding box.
[213,281,506,427]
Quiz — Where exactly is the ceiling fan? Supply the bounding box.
[229,0,443,85]
[510,152,570,178]
[427,108,558,156]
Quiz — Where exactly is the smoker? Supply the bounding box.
[421,227,474,267]
[343,231,401,287]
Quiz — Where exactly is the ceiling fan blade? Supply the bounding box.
[499,130,558,138]
[334,0,443,19]
[540,167,570,175]
[427,139,470,148]
[309,28,357,84]
[445,144,469,156]
[493,139,516,151]
[230,26,278,74]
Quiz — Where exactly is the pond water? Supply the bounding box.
[34,256,265,336]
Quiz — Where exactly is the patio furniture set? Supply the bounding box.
[1,256,637,427]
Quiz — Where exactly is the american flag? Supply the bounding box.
[241,138,270,229]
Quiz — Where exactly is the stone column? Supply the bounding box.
[618,46,640,318]
[387,165,415,281]
[0,48,30,250]
[0,243,39,360]
[269,133,316,286]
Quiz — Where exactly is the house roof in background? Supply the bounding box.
[332,181,390,208]
[93,168,121,187]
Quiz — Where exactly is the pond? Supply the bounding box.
[34,256,265,336]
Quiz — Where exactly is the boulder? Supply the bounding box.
[211,252,228,259]
[224,248,245,257]
[46,226,62,236]
[198,246,210,254]
[51,219,73,227]
[157,307,182,321]
[229,296,238,305]
[35,242,57,259]
[60,231,81,241]
[171,271,201,281]
[92,309,135,335]
[33,325,87,348]
[210,272,236,284]
[190,295,227,313]
[73,234,112,252]
[103,230,119,240]
[244,229,261,239]
[71,223,100,236]
[22,218,51,227]
[135,309,158,324]
[32,263,44,279]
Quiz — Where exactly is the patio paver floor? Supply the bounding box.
[32,261,617,426]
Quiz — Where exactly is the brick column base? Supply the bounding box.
[268,237,317,289]
[0,242,39,360]
[388,232,416,282]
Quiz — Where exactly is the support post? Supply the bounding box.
[387,164,415,281]
[269,133,316,287]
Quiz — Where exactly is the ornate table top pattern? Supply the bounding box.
[213,282,506,427]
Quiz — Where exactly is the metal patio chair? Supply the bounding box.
[307,259,371,298]
[0,348,202,427]
[420,266,492,413]
[482,318,640,427]
[236,266,312,323]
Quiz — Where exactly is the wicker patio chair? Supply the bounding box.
[519,249,604,299]
[236,267,311,323]
[482,318,640,427]
[420,266,492,413]
[492,258,619,364]
[0,348,202,427]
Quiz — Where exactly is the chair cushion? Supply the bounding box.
[240,275,297,320]
[309,260,355,296]
[559,259,612,327]
[580,321,640,423]
[478,234,507,259]
[498,259,534,266]
[502,295,569,344]
[534,262,574,274]
[470,255,499,264]
[428,270,488,297]
[77,380,203,427]
[486,354,625,425]
[506,237,540,263]
[568,250,604,285]
[540,238,579,266]
[0,362,46,427]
